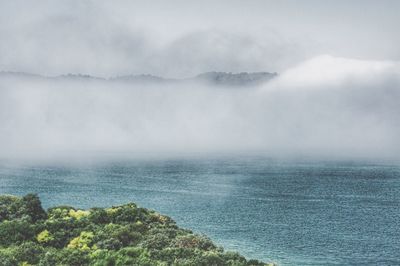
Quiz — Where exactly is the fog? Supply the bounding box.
[0,55,399,160]
[1,1,400,161]
[1,1,400,77]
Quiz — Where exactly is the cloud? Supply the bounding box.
[0,55,399,160]
[259,55,400,157]
[155,30,307,77]
[0,3,153,77]
[273,55,399,88]
[0,1,310,78]
[1,0,400,79]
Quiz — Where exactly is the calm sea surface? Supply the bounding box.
[0,156,399,265]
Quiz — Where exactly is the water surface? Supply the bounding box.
[0,156,399,265]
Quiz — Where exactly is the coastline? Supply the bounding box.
[0,194,275,266]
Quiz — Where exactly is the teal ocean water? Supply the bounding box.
[0,157,399,265]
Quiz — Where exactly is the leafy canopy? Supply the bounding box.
[0,194,272,266]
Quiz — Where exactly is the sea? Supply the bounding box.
[0,155,399,265]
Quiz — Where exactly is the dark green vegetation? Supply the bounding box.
[0,194,270,266]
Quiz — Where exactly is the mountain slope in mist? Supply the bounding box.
[0,71,277,87]
[0,55,399,160]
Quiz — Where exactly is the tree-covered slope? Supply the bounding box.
[0,194,272,266]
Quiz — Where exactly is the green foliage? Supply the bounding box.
[173,234,216,250]
[0,220,36,246]
[36,229,54,244]
[0,195,20,222]
[67,231,94,250]
[0,194,46,222]
[14,242,44,264]
[68,209,90,220]
[21,194,47,222]
[0,194,268,266]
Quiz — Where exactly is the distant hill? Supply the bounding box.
[0,71,277,87]
[192,71,277,86]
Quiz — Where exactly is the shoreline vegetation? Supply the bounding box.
[0,194,274,266]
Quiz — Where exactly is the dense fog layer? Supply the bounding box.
[0,55,399,160]
[1,1,400,78]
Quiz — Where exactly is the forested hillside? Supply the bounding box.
[0,194,271,266]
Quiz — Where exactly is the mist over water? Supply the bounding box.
[0,55,399,160]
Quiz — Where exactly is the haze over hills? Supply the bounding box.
[0,71,277,87]
[0,55,399,159]
[193,72,277,86]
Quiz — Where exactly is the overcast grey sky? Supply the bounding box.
[1,0,399,77]
[0,1,400,159]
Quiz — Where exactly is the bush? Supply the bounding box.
[174,234,216,251]
[0,195,21,222]
[0,194,269,266]
[140,233,171,251]
[37,229,54,244]
[0,194,47,223]
[14,241,44,264]
[0,247,18,266]
[21,194,47,222]
[0,220,36,246]
[88,208,110,224]
[57,248,90,266]
[67,231,94,250]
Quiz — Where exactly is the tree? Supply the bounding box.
[21,194,47,222]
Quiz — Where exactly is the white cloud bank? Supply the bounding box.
[0,55,399,160]
[0,1,314,78]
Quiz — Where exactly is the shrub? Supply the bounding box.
[47,206,74,220]
[174,234,216,251]
[0,195,21,222]
[140,233,171,250]
[0,194,269,266]
[0,220,36,246]
[67,231,94,250]
[89,249,117,266]
[57,248,90,266]
[20,194,47,222]
[88,208,110,224]
[14,241,44,264]
[194,251,225,266]
[36,229,52,243]
[95,238,123,250]
[0,247,18,266]
[69,209,90,220]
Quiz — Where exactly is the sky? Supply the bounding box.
[0,0,399,160]
[0,0,399,77]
